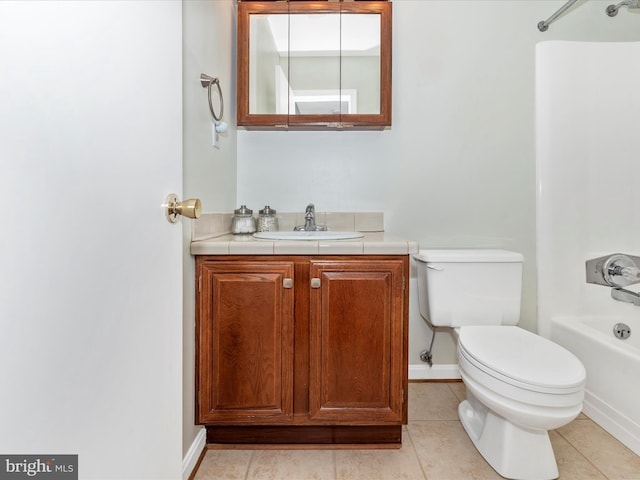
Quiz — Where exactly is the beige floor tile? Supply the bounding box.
[193,449,253,480]
[408,420,502,480]
[247,449,335,480]
[408,382,460,421]
[192,384,640,480]
[549,431,607,480]
[447,381,466,403]
[557,418,640,480]
[335,429,425,480]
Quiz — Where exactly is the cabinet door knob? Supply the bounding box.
[283,278,293,289]
[310,278,321,289]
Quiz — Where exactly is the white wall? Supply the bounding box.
[182,0,237,464]
[536,40,640,335]
[236,0,640,367]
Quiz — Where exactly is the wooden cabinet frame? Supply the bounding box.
[195,255,408,445]
[237,1,392,130]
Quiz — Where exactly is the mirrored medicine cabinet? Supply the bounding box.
[237,0,392,130]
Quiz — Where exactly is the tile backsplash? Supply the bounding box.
[191,213,234,241]
[192,211,384,241]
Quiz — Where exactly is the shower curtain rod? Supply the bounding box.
[538,0,579,31]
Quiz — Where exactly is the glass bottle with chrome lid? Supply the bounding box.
[257,205,278,232]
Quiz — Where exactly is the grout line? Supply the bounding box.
[333,449,337,480]
[243,450,254,480]
[404,424,430,480]
[446,381,466,404]
[554,422,611,480]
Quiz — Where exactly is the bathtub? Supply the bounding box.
[551,316,640,455]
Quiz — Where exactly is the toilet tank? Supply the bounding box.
[413,249,524,327]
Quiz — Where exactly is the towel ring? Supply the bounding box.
[200,73,224,122]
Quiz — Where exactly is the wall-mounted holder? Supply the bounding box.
[586,253,640,305]
[200,73,227,149]
[538,0,638,31]
[538,0,579,32]
[200,73,223,121]
[606,0,639,17]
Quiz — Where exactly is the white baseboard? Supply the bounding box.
[409,363,460,380]
[182,428,207,480]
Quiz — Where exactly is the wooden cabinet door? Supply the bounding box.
[196,260,294,424]
[308,258,406,423]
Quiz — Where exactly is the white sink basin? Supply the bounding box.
[253,231,364,241]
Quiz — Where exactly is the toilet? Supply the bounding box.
[414,249,585,480]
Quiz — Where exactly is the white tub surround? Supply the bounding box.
[190,212,418,255]
[536,41,640,456]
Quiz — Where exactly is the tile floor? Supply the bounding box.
[193,382,640,480]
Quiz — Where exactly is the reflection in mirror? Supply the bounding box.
[291,90,356,115]
[249,13,381,116]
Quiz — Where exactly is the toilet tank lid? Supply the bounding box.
[414,249,524,263]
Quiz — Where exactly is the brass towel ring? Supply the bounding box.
[200,73,224,122]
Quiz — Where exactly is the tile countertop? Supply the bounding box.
[190,232,419,256]
[190,212,418,256]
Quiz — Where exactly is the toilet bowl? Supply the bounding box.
[457,326,585,480]
[414,250,586,480]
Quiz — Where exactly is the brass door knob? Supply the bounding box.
[165,193,202,223]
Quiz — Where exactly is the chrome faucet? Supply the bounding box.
[294,204,327,231]
[586,253,640,288]
[586,253,640,306]
[611,287,640,306]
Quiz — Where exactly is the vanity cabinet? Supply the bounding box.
[195,255,408,445]
[237,1,392,130]
[196,260,295,424]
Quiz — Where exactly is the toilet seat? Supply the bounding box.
[457,326,585,431]
[458,326,585,394]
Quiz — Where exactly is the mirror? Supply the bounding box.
[251,12,379,116]
[238,1,391,129]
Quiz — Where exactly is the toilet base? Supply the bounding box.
[458,396,559,480]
